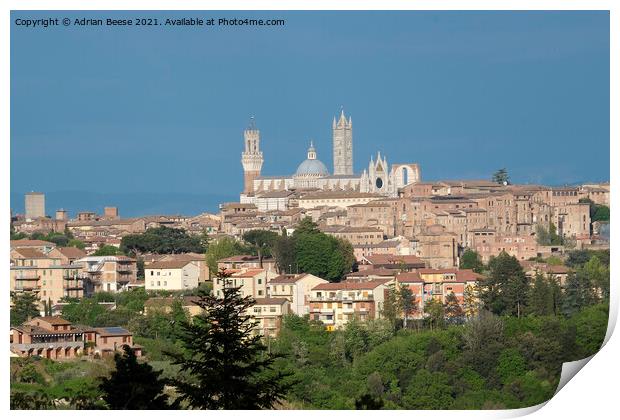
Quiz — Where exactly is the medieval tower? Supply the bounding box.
[241,117,264,195]
[332,109,353,176]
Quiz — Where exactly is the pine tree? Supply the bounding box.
[10,292,41,326]
[479,251,529,317]
[167,269,290,409]
[99,345,172,409]
[444,292,464,322]
[400,286,416,329]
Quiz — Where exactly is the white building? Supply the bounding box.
[145,260,200,291]
[266,273,329,315]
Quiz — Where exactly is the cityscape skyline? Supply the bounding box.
[11,10,610,215]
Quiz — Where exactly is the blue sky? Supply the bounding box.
[11,11,609,210]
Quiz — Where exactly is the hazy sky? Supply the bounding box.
[11,10,610,197]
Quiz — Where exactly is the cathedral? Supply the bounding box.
[240,110,421,200]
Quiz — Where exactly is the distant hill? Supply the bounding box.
[10,191,236,218]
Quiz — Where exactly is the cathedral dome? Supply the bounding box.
[295,141,329,177]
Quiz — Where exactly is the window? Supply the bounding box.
[103,337,108,344]
[257,278,262,284]
[157,281,161,286]
[150,281,154,286]
[163,281,167,286]
[150,271,154,275]
[269,307,276,313]
[258,290,263,296]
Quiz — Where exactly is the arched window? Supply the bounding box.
[402,167,408,185]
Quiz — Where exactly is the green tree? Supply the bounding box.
[492,168,510,185]
[99,345,172,409]
[167,269,290,409]
[242,229,279,258]
[459,249,484,273]
[121,226,205,256]
[10,292,40,326]
[463,284,479,318]
[562,270,596,317]
[479,251,529,317]
[582,255,610,299]
[381,284,401,329]
[400,286,416,329]
[424,298,445,331]
[444,292,464,322]
[527,272,553,316]
[93,245,122,256]
[272,235,296,274]
[205,236,245,278]
[67,239,86,250]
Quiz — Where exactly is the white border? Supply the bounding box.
[2,2,617,420]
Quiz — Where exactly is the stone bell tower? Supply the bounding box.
[332,109,353,176]
[241,117,263,195]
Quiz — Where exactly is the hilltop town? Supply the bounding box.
[9,112,610,409]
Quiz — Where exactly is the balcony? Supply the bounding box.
[15,273,40,280]
[64,281,84,290]
[116,267,133,274]
[63,273,79,280]
[14,285,40,292]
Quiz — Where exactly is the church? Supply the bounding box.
[239,110,421,201]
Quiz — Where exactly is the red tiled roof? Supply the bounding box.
[148,260,195,270]
[10,239,55,247]
[396,272,423,283]
[363,254,425,266]
[12,248,49,259]
[231,269,266,278]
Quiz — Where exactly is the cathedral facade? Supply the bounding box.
[240,110,421,200]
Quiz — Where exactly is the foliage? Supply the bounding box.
[166,269,291,409]
[535,222,564,246]
[293,218,354,281]
[121,226,205,256]
[99,345,173,409]
[204,236,251,278]
[459,249,484,273]
[479,251,529,317]
[92,244,123,256]
[242,229,279,258]
[68,239,86,250]
[10,292,41,326]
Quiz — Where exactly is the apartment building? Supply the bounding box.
[10,248,85,306]
[266,273,329,315]
[75,256,137,294]
[213,268,277,299]
[217,255,277,272]
[308,280,391,328]
[397,268,482,317]
[249,298,290,337]
[145,260,200,291]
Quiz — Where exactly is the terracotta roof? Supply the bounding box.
[12,248,49,259]
[416,268,483,282]
[396,272,424,283]
[268,274,300,284]
[363,254,425,266]
[10,239,55,247]
[345,268,398,278]
[312,280,388,291]
[33,316,72,325]
[231,269,266,278]
[56,247,87,259]
[148,260,195,270]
